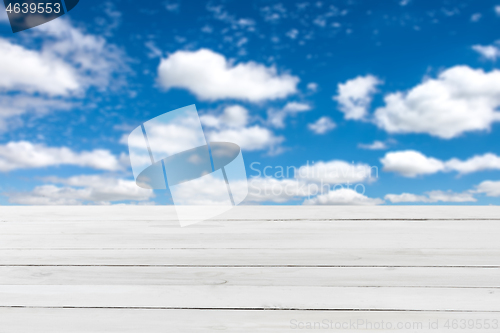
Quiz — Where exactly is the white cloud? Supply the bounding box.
[400,0,411,6]
[125,112,206,158]
[381,150,445,177]
[31,18,127,91]
[496,6,500,16]
[246,177,380,205]
[8,175,153,205]
[282,102,311,113]
[157,49,299,102]
[334,75,381,120]
[201,105,249,129]
[374,66,500,139]
[200,105,284,153]
[0,18,127,129]
[308,117,336,134]
[471,13,482,22]
[208,125,284,152]
[246,177,316,203]
[95,2,122,37]
[358,140,388,150]
[296,160,377,184]
[304,188,384,205]
[385,190,476,203]
[472,43,500,61]
[446,153,500,174]
[165,1,180,12]
[307,82,318,92]
[245,158,380,204]
[381,150,500,177]
[385,192,427,203]
[0,96,74,130]
[286,29,299,39]
[475,180,500,197]
[207,4,256,30]
[260,4,287,23]
[268,102,311,128]
[0,38,79,96]
[145,41,163,59]
[170,174,248,206]
[0,141,125,172]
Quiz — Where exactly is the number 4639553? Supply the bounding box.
[6,2,61,14]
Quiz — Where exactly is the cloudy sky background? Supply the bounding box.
[0,0,499,205]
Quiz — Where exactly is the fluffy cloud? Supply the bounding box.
[246,177,316,203]
[245,158,380,204]
[296,160,377,184]
[446,153,500,174]
[246,178,381,205]
[268,102,311,128]
[381,150,445,177]
[33,19,127,90]
[0,96,74,130]
[125,105,284,154]
[385,190,476,203]
[157,49,299,102]
[470,13,482,22]
[169,174,248,206]
[358,140,389,150]
[381,150,500,177]
[0,141,125,172]
[7,175,153,205]
[126,111,206,157]
[472,42,500,61]
[201,105,249,128]
[475,180,500,197]
[0,18,127,129]
[334,75,381,120]
[201,105,284,152]
[374,66,500,139]
[307,82,318,92]
[308,117,336,134]
[0,19,126,95]
[0,38,79,96]
[304,188,384,205]
[208,126,284,152]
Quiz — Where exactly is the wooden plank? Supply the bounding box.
[0,220,499,250]
[0,206,499,221]
[1,207,499,331]
[1,219,498,234]
[0,285,499,311]
[0,266,499,287]
[0,230,497,249]
[1,308,499,333]
[1,248,499,266]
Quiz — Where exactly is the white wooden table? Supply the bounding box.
[0,206,499,332]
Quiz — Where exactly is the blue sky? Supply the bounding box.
[0,0,500,205]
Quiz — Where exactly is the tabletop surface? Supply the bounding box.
[1,206,499,332]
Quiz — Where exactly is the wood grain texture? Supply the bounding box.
[1,206,499,332]
[1,220,499,249]
[1,309,499,333]
[0,266,499,287]
[1,249,499,266]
